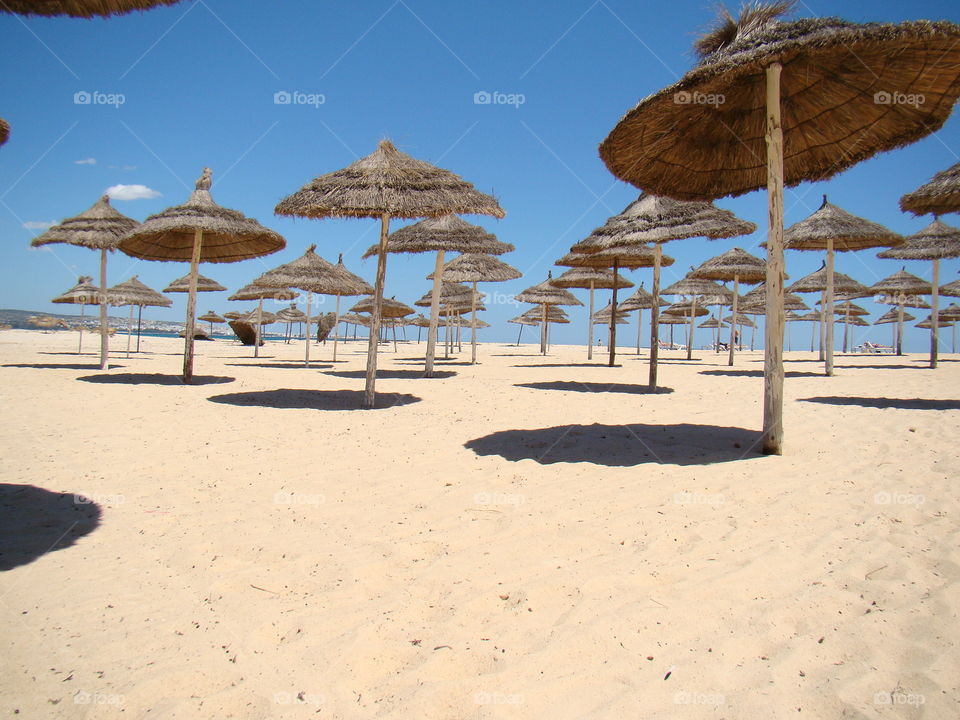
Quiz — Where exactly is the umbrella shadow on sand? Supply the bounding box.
[799,396,960,410]
[516,382,674,395]
[325,369,457,380]
[77,373,234,385]
[465,423,762,466]
[699,369,823,378]
[4,363,126,371]
[0,484,101,572]
[208,388,421,410]
[511,362,625,369]
[225,362,333,370]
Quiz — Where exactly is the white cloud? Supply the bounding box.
[23,220,55,230]
[74,157,96,165]
[105,184,162,201]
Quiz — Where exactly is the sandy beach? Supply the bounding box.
[1,328,958,719]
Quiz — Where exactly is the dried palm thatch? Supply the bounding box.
[165,273,226,293]
[339,312,370,327]
[917,316,954,329]
[819,301,869,317]
[228,283,298,302]
[253,246,373,365]
[787,264,869,297]
[119,168,284,382]
[600,3,960,454]
[548,267,632,291]
[0,117,9,146]
[600,8,960,201]
[519,306,570,324]
[740,283,808,311]
[658,313,689,325]
[661,277,732,298]
[699,317,721,329]
[430,253,521,283]
[941,277,960,297]
[690,248,766,283]
[52,276,100,305]
[592,303,631,324]
[107,276,171,307]
[876,293,930,309]
[870,268,932,296]
[414,281,480,307]
[875,308,914,324]
[275,139,504,405]
[879,220,960,367]
[938,303,960,321]
[32,195,139,369]
[558,245,673,271]
[350,296,414,319]
[276,306,307,322]
[618,285,658,311]
[222,311,242,320]
[900,160,960,216]
[198,311,225,324]
[784,197,901,251]
[516,275,583,307]
[238,309,278,325]
[0,0,185,18]
[362,215,511,258]
[721,313,757,328]
[664,301,709,317]
[30,195,137,253]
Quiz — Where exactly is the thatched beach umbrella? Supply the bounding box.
[618,283,666,355]
[661,276,733,360]
[363,214,511,375]
[51,276,100,354]
[228,282,298,358]
[429,252,521,364]
[0,0,185,17]
[0,118,9,146]
[788,263,870,365]
[513,306,569,349]
[275,139,504,408]
[878,220,960,368]
[917,315,955,330]
[119,168,285,382]
[164,273,226,294]
[598,3,960,454]
[516,273,583,355]
[939,303,960,352]
[415,283,482,357]
[740,285,809,351]
[875,307,915,349]
[550,266,633,360]
[254,246,372,366]
[689,248,766,365]
[571,194,753,381]
[31,194,138,370]
[868,268,935,353]
[900,161,960,217]
[198,310,225,337]
[106,275,171,356]
[275,305,307,343]
[816,300,869,354]
[783,196,900,373]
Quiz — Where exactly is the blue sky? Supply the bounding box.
[2,0,959,350]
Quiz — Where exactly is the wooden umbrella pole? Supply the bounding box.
[78,302,86,354]
[470,280,478,364]
[516,324,523,346]
[182,229,202,384]
[136,305,143,352]
[254,297,263,358]
[363,213,390,408]
[333,294,341,362]
[425,250,445,377]
[762,61,785,456]
[393,323,397,352]
[843,306,850,353]
[99,248,110,370]
[649,245,662,388]
[636,307,642,355]
[810,316,815,352]
[540,304,547,354]
[825,238,835,376]
[687,296,696,361]
[728,276,739,365]
[896,302,904,355]
[931,259,940,369]
[608,258,619,367]
[587,280,595,360]
[304,291,312,367]
[126,305,133,358]
[751,321,756,352]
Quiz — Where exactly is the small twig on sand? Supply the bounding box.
[250,584,279,594]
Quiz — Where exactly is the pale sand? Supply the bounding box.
[1,328,957,719]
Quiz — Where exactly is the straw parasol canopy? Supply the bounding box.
[879,220,960,367]
[618,284,659,311]
[228,282,299,357]
[253,246,372,365]
[350,296,414,319]
[362,214,511,374]
[275,139,504,406]
[276,306,307,323]
[550,266,634,361]
[938,303,960,322]
[821,301,869,317]
[518,306,570,324]
[339,312,370,328]
[870,268,932,297]
[722,313,757,328]
[0,0,185,17]
[875,307,913,324]
[165,273,226,293]
[900,160,960,217]
[119,168,284,382]
[700,317,721,329]
[198,311,225,323]
[107,275,172,356]
[834,315,868,327]
[592,302,631,324]
[664,301,710,318]
[414,282,480,307]
[941,277,960,298]
[238,309,277,325]
[32,194,139,370]
[917,317,954,329]
[598,3,960,454]
[0,118,9,146]
[572,192,754,377]
[52,276,102,354]
[740,284,808,312]
[787,264,870,298]
[517,273,583,355]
